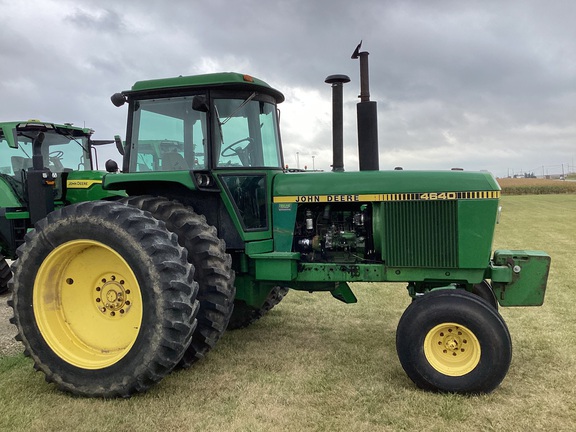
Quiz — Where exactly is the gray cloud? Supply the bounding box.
[1,0,574,176]
[65,7,126,34]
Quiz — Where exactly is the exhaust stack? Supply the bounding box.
[352,41,379,171]
[325,74,350,172]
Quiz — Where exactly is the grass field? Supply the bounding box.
[1,195,575,432]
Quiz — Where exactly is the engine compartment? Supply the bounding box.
[292,202,377,263]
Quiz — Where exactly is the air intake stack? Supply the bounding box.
[352,41,379,171]
[325,74,350,172]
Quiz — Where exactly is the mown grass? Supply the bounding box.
[498,177,576,195]
[1,195,575,431]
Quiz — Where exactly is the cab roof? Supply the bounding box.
[0,120,92,134]
[126,72,285,103]
[0,120,93,148]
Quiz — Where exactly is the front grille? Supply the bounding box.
[383,200,458,268]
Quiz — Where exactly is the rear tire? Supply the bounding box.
[396,289,511,394]
[227,286,289,330]
[0,255,11,295]
[8,201,199,397]
[121,196,235,367]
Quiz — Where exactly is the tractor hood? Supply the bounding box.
[272,170,500,203]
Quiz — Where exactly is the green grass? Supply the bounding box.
[1,195,575,431]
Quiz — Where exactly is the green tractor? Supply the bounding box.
[0,120,125,293]
[9,46,550,397]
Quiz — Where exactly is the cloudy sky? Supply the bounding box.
[1,0,574,177]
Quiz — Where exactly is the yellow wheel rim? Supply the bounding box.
[33,240,143,369]
[424,322,481,376]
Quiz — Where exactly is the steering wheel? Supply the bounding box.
[221,137,254,158]
[49,150,65,171]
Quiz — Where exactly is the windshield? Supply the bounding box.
[128,94,282,171]
[214,97,282,168]
[0,129,91,175]
[129,96,207,172]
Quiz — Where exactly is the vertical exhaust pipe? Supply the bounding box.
[352,41,379,171]
[28,132,55,224]
[325,74,350,172]
[32,132,45,170]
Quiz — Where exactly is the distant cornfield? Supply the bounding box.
[497,178,576,195]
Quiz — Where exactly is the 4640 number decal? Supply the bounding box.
[420,192,457,200]
[420,191,500,200]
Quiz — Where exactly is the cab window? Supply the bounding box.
[130,96,207,172]
[214,96,281,169]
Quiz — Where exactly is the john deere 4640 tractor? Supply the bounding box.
[9,47,550,397]
[0,120,125,294]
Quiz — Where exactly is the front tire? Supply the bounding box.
[470,280,498,309]
[396,289,511,394]
[9,201,199,397]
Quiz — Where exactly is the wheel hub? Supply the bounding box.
[95,274,132,318]
[424,322,481,376]
[442,332,463,354]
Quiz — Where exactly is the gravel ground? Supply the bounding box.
[0,293,20,356]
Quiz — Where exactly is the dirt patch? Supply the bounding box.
[0,294,21,356]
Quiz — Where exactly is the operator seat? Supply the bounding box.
[11,156,33,174]
[162,151,188,171]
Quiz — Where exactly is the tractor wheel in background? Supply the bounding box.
[8,201,199,397]
[121,196,235,367]
[0,255,11,295]
[227,286,289,330]
[470,280,499,310]
[396,289,511,394]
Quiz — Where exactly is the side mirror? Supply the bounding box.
[105,159,119,173]
[192,95,209,112]
[111,93,127,107]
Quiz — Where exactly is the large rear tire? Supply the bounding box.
[227,286,289,330]
[121,196,235,367]
[396,289,511,394]
[8,201,199,397]
[0,255,11,295]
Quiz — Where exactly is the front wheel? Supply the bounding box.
[470,280,498,309]
[396,289,511,394]
[9,201,199,397]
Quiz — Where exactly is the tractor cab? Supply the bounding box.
[125,90,282,172]
[1,121,92,179]
[111,73,284,173]
[0,121,124,257]
[0,121,94,212]
[107,73,286,240]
